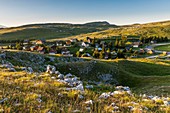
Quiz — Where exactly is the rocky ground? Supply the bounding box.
[0,51,169,112]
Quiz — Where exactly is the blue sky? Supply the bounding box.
[0,0,170,27]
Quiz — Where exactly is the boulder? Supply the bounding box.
[46,65,56,74]
[85,85,93,89]
[8,68,16,72]
[58,74,64,79]
[84,100,93,105]
[65,73,72,78]
[76,84,84,91]
[99,92,110,99]
[27,67,33,74]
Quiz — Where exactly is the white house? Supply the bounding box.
[82,42,90,47]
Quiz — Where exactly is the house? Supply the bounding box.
[133,42,140,48]
[56,41,64,46]
[81,53,91,57]
[23,39,30,45]
[97,47,102,51]
[79,48,84,52]
[70,38,78,42]
[138,49,145,54]
[8,44,16,49]
[147,50,154,54]
[66,40,72,46]
[23,45,30,51]
[35,39,46,45]
[37,46,45,54]
[104,52,109,59]
[49,50,57,55]
[86,37,92,43]
[30,46,38,51]
[145,46,152,51]
[151,40,157,44]
[82,42,90,47]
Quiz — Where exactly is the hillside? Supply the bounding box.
[0,20,170,41]
[0,51,170,112]
[64,20,170,40]
[0,22,117,40]
[1,51,170,95]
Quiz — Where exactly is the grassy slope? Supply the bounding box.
[0,22,116,40]
[0,20,170,41]
[2,51,170,95]
[1,66,170,112]
[117,59,170,95]
[63,20,170,40]
[155,44,170,52]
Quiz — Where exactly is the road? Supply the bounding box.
[145,43,170,59]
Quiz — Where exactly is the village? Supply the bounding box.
[2,36,169,59]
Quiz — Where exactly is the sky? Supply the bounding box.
[0,0,170,27]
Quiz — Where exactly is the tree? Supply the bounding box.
[117,49,125,58]
[99,52,104,59]
[108,41,113,49]
[91,37,95,47]
[16,42,22,50]
[93,50,99,58]
[118,40,122,48]
[102,44,105,53]
[114,38,119,48]
[121,36,127,41]
[76,51,81,57]
[106,48,111,53]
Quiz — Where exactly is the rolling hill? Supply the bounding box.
[64,20,170,40]
[0,20,170,41]
[0,22,117,40]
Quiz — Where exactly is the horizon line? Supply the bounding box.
[2,19,170,28]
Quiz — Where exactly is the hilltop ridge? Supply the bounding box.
[0,20,170,41]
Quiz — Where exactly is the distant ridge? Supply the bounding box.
[0,25,6,28]
[0,20,170,40]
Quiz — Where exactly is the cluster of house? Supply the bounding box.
[6,36,160,59]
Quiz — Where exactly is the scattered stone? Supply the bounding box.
[46,65,56,74]
[85,85,93,89]
[72,109,81,113]
[65,73,72,78]
[84,100,93,105]
[58,74,64,79]
[51,76,56,79]
[27,67,33,74]
[78,95,84,99]
[164,101,170,106]
[55,71,61,75]
[75,84,84,91]
[85,107,91,112]
[8,68,16,72]
[0,98,8,104]
[99,92,111,99]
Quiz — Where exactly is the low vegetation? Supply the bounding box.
[155,44,170,52]
[0,53,170,112]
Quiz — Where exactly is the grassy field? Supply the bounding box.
[117,59,170,95]
[155,44,170,52]
[0,68,170,112]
